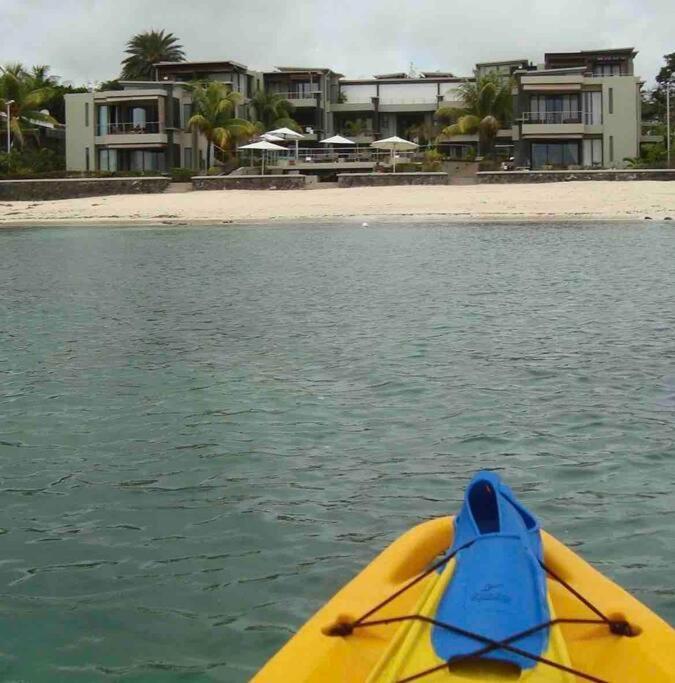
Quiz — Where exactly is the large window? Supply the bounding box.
[592,63,625,77]
[98,148,118,171]
[99,149,165,172]
[582,91,603,125]
[184,147,193,168]
[182,103,192,129]
[529,95,581,123]
[531,141,580,168]
[582,139,603,167]
[292,81,313,98]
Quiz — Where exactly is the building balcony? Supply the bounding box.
[271,91,320,107]
[95,121,167,146]
[330,100,375,112]
[521,111,586,136]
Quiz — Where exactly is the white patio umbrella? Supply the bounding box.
[266,127,305,160]
[319,134,355,160]
[319,135,355,145]
[239,140,287,175]
[370,135,419,172]
[261,133,286,142]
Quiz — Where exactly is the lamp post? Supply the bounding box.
[5,99,14,154]
[667,80,673,168]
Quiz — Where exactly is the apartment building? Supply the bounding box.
[511,48,642,168]
[330,71,468,150]
[65,48,647,173]
[263,67,342,140]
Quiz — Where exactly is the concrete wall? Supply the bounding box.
[192,175,307,190]
[0,176,171,201]
[596,76,641,166]
[65,92,95,172]
[477,169,675,183]
[337,172,448,187]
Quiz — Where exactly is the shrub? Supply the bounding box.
[206,166,222,176]
[170,167,196,182]
[422,148,444,171]
[393,162,420,173]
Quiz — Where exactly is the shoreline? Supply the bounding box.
[1,182,674,228]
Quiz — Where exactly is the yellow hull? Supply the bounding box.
[253,517,674,682]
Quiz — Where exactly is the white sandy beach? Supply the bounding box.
[1,181,674,226]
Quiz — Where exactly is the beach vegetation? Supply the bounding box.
[188,81,255,169]
[436,73,512,158]
[250,89,300,132]
[0,64,58,149]
[120,29,185,80]
[406,120,441,145]
[422,148,444,171]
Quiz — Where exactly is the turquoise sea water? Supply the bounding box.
[1,221,674,681]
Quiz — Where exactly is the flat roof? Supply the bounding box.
[154,59,249,71]
[476,59,529,67]
[545,48,637,59]
[271,66,343,76]
[341,75,470,85]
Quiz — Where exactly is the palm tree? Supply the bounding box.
[188,81,255,169]
[343,118,369,137]
[121,29,185,80]
[250,89,300,132]
[406,120,441,145]
[0,64,56,148]
[437,73,512,158]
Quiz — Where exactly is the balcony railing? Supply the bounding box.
[96,121,163,135]
[522,111,583,124]
[263,147,416,164]
[270,91,321,101]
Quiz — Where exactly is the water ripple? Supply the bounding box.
[0,221,674,681]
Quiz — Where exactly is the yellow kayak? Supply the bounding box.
[253,484,674,682]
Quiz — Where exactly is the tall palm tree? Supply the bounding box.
[0,64,56,148]
[188,82,255,169]
[250,89,300,132]
[121,29,185,80]
[437,73,512,158]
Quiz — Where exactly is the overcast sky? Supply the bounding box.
[3,0,673,86]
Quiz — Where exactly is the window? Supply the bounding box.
[182,103,192,129]
[293,81,313,98]
[97,105,109,135]
[531,141,580,168]
[85,102,89,127]
[609,136,614,163]
[129,150,165,172]
[592,63,624,77]
[85,147,90,171]
[529,94,580,123]
[98,148,118,171]
[582,91,602,125]
[608,88,614,115]
[184,147,193,168]
[582,139,603,167]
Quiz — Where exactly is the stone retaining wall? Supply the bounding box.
[477,169,675,184]
[337,172,448,187]
[0,176,170,201]
[192,175,306,190]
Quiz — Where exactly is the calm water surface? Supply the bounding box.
[1,222,674,681]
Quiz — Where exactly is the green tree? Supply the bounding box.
[188,81,255,169]
[250,89,300,131]
[0,63,57,148]
[121,29,185,80]
[406,120,441,145]
[436,73,512,158]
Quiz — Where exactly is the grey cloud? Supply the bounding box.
[2,0,673,86]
